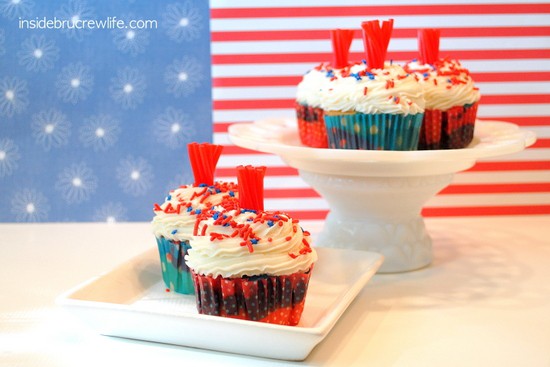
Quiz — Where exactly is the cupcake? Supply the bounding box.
[186,165,317,326]
[151,143,238,294]
[321,19,425,150]
[404,29,481,149]
[295,29,354,148]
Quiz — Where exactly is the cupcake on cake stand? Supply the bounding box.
[228,22,536,273]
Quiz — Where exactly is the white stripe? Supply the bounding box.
[211,0,550,8]
[212,37,550,55]
[478,104,550,118]
[218,153,286,167]
[263,192,550,211]
[212,60,550,77]
[426,192,550,207]
[214,108,294,122]
[211,14,550,32]
[453,171,550,184]
[212,82,550,100]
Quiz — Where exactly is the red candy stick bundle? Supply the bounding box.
[187,142,223,186]
[361,19,394,70]
[237,165,266,212]
[330,29,355,69]
[418,28,440,65]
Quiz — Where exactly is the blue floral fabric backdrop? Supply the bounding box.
[0,0,212,222]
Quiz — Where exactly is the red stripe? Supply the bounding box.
[213,95,550,110]
[213,72,550,88]
[212,50,550,64]
[212,27,550,42]
[422,205,550,216]
[217,166,298,177]
[468,161,550,171]
[531,138,550,148]
[211,4,550,18]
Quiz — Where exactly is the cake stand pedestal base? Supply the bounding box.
[300,171,455,273]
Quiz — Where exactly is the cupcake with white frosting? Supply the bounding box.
[186,165,317,326]
[321,19,425,150]
[404,29,480,149]
[151,143,238,294]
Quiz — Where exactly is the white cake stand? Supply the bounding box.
[228,119,536,273]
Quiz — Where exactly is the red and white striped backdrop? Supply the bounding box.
[209,0,550,220]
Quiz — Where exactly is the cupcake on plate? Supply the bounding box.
[186,165,317,326]
[404,29,480,149]
[152,142,238,294]
[295,29,355,148]
[321,19,425,150]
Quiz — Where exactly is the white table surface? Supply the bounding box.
[1,216,549,367]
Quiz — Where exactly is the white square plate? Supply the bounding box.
[57,247,383,361]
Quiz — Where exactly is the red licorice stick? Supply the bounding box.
[330,29,355,69]
[237,165,266,212]
[187,142,223,186]
[418,28,440,64]
[361,19,394,70]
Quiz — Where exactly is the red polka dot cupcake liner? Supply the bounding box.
[191,269,313,326]
[295,102,328,148]
[419,102,478,150]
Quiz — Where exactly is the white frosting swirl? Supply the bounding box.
[296,64,332,108]
[320,62,425,115]
[405,59,480,111]
[186,209,317,278]
[151,182,238,242]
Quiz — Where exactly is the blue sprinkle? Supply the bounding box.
[367,72,375,80]
[216,188,221,193]
[362,59,367,64]
[240,209,257,214]
[229,191,235,197]
[223,223,230,227]
[412,58,418,62]
[350,73,362,81]
[195,209,202,215]
[267,220,274,227]
[171,229,178,235]
[186,206,193,212]
[247,218,253,222]
[198,183,207,187]
[212,212,220,220]
[423,73,430,78]
[250,239,258,245]
[390,59,393,65]
[326,70,334,78]
[166,194,171,201]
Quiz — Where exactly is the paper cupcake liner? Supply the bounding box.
[192,269,313,326]
[156,237,194,294]
[295,102,328,148]
[419,102,478,150]
[324,112,423,150]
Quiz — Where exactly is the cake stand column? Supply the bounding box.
[299,170,455,273]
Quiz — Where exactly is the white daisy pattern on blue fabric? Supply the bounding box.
[0,76,29,118]
[0,138,20,178]
[0,0,34,20]
[79,114,120,152]
[112,14,150,56]
[165,173,194,193]
[0,29,5,56]
[54,0,95,42]
[55,162,98,204]
[92,202,128,223]
[161,2,202,42]
[17,35,59,72]
[153,107,195,149]
[31,109,71,151]
[56,62,94,104]
[11,188,50,222]
[116,155,153,196]
[109,67,146,110]
[164,56,204,98]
